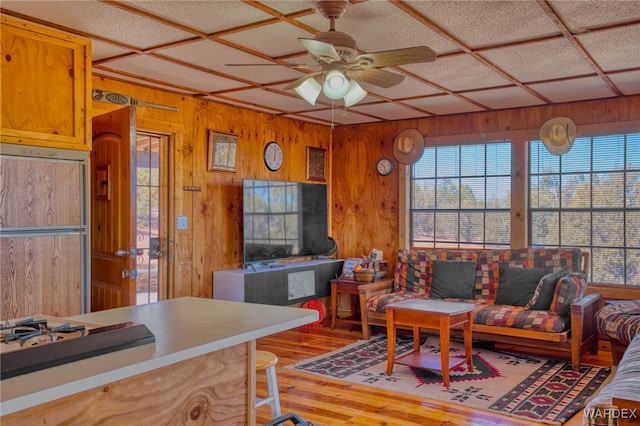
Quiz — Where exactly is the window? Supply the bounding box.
[529,132,640,284]
[410,142,512,249]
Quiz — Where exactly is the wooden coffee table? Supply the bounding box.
[385,299,476,388]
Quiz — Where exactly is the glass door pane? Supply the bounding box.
[136,132,166,304]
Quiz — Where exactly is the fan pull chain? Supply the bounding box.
[331,99,335,129]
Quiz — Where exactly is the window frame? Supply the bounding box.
[528,131,640,284]
[407,140,512,250]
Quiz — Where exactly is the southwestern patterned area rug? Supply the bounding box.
[287,335,611,425]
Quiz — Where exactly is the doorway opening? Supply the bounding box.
[135,132,169,305]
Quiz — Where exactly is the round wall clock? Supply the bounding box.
[376,157,394,176]
[263,141,283,171]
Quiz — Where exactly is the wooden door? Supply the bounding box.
[90,107,137,311]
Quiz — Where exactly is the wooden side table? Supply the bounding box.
[329,277,393,337]
[385,299,476,388]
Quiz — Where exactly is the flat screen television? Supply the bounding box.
[243,179,328,264]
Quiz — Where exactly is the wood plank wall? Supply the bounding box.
[91,76,331,300]
[91,75,640,301]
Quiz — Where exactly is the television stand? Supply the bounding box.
[214,259,344,306]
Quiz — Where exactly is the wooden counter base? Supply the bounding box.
[1,342,254,425]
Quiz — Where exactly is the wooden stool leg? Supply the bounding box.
[265,364,281,418]
[256,350,282,419]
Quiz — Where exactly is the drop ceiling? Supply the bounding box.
[2,0,639,127]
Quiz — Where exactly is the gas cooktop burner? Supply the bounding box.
[1,318,87,347]
[1,316,155,380]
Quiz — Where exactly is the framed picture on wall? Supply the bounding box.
[208,130,238,172]
[306,146,326,182]
[342,258,365,277]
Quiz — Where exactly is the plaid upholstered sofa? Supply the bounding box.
[358,247,601,370]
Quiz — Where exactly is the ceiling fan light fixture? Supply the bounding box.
[295,78,322,105]
[323,70,349,99]
[344,80,367,107]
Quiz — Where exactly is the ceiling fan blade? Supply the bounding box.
[225,63,319,71]
[283,72,323,90]
[299,38,341,63]
[344,67,405,88]
[351,46,436,68]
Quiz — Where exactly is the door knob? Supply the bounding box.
[150,238,163,259]
[121,270,138,279]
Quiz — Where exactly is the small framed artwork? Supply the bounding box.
[342,257,366,277]
[208,130,238,172]
[306,146,326,182]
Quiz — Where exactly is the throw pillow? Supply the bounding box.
[495,266,551,306]
[394,250,432,294]
[525,266,570,310]
[430,260,476,300]
[550,272,588,316]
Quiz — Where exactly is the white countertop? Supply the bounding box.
[0,297,318,415]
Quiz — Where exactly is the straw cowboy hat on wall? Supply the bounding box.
[539,117,577,155]
[393,128,425,165]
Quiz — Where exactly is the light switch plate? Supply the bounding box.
[177,216,187,230]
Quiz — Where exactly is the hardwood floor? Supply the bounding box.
[256,322,612,426]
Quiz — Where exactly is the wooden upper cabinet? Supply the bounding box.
[1,16,91,150]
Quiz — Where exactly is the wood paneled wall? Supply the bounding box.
[91,77,331,300]
[91,75,639,301]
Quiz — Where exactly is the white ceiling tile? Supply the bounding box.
[220,87,326,113]
[463,87,546,110]
[404,54,513,92]
[577,26,640,72]
[91,40,133,62]
[349,103,432,121]
[481,38,595,82]
[530,76,617,103]
[102,55,248,93]
[122,1,274,34]
[202,96,283,116]
[156,40,304,84]
[222,22,314,58]
[410,0,558,48]
[361,76,444,100]
[92,69,196,95]
[609,71,640,96]
[258,1,318,16]
[301,108,379,126]
[550,0,640,33]
[403,95,485,116]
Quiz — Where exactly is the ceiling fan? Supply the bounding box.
[228,0,436,106]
